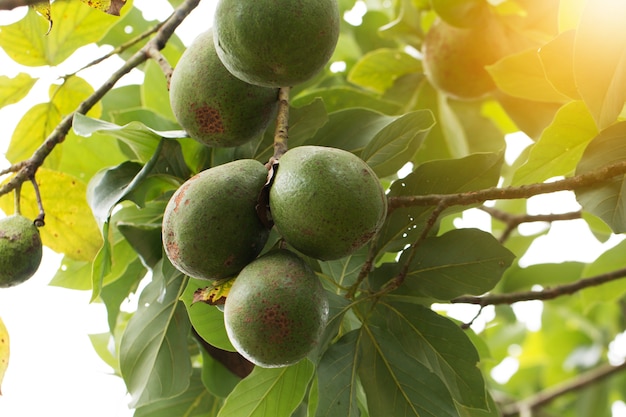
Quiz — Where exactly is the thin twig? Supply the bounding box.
[451,266,626,306]
[500,361,626,416]
[0,0,200,199]
[388,161,626,210]
[0,0,42,10]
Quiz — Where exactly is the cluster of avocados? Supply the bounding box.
[0,214,42,289]
[163,0,388,367]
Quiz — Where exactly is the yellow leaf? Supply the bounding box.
[0,168,103,261]
[0,73,37,110]
[0,317,9,395]
[192,278,236,306]
[80,0,128,16]
[31,1,52,34]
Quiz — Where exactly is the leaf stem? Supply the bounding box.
[270,87,291,164]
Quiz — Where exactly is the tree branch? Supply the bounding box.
[451,266,626,306]
[500,361,626,417]
[0,0,200,199]
[388,161,626,210]
[0,0,42,10]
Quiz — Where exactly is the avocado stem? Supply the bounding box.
[270,86,290,165]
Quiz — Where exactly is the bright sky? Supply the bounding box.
[0,1,625,416]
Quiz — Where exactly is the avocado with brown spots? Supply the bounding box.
[162,159,270,281]
[224,249,329,368]
[169,30,279,147]
[0,215,42,288]
[269,146,387,260]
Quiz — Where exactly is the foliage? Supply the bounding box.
[1,0,626,416]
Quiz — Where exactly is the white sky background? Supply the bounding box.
[0,1,625,416]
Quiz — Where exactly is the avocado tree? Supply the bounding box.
[1,0,626,416]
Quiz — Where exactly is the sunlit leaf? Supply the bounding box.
[513,101,598,185]
[120,257,192,408]
[135,369,222,417]
[0,73,37,109]
[400,228,515,300]
[579,239,626,309]
[0,1,126,66]
[487,48,570,103]
[573,0,626,129]
[0,317,9,395]
[316,330,360,417]
[538,30,579,100]
[291,86,400,114]
[348,48,422,94]
[575,121,626,232]
[217,359,315,417]
[0,168,103,261]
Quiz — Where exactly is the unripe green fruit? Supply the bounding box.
[162,159,270,281]
[269,146,387,260]
[169,30,279,147]
[213,0,340,87]
[224,249,329,368]
[0,215,42,288]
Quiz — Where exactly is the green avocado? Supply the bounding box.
[0,215,42,288]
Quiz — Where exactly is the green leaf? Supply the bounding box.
[181,277,236,352]
[319,248,369,293]
[0,73,37,109]
[377,152,503,254]
[217,359,315,417]
[135,369,222,417]
[100,257,145,331]
[0,2,125,66]
[575,121,626,232]
[579,239,626,309]
[573,0,626,128]
[487,48,570,103]
[358,304,460,417]
[87,161,143,224]
[199,346,242,398]
[538,29,579,100]
[348,48,422,94]
[513,101,598,185]
[400,228,515,300]
[316,330,360,417]
[500,261,585,293]
[0,168,103,261]
[361,109,435,178]
[292,86,400,114]
[120,257,192,408]
[141,59,176,122]
[73,113,186,162]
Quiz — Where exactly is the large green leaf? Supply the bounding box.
[119,257,192,408]
[374,301,488,410]
[0,1,125,66]
[400,228,515,300]
[316,330,360,417]
[217,359,315,417]
[579,239,626,310]
[292,86,400,114]
[348,48,422,94]
[0,73,37,109]
[358,304,460,417]
[135,369,222,417]
[319,247,371,294]
[573,0,626,128]
[377,152,503,254]
[73,113,186,162]
[361,109,434,178]
[538,29,579,100]
[180,277,236,352]
[512,101,598,185]
[575,121,626,232]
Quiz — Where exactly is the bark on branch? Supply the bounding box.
[0,0,42,10]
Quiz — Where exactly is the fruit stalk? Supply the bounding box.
[270,86,290,164]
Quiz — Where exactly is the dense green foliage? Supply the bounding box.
[1,0,626,416]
